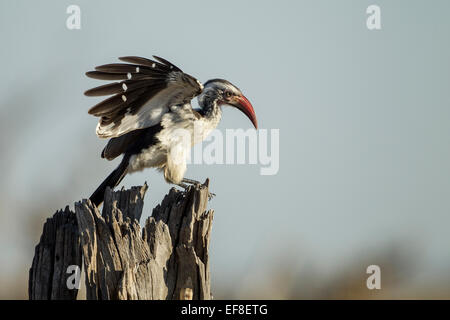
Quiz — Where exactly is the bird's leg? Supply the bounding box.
[176,182,190,189]
[181,178,216,200]
[182,178,202,185]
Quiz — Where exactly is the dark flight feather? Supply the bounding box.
[119,56,170,71]
[85,82,124,97]
[95,63,168,77]
[86,71,129,80]
[96,84,166,124]
[88,87,149,116]
[86,55,203,138]
[153,55,182,72]
[85,79,165,97]
[88,94,125,116]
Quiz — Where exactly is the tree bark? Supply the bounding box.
[29,180,214,300]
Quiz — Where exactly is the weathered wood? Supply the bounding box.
[145,179,213,300]
[29,206,82,300]
[30,179,214,300]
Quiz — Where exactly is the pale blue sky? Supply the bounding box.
[0,0,449,297]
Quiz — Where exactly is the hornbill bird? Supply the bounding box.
[85,56,257,207]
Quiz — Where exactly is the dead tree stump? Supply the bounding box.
[29,180,214,300]
[28,206,82,300]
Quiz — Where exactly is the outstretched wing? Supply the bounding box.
[85,56,203,138]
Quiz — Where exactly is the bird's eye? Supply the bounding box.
[224,91,232,98]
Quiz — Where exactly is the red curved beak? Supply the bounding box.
[235,95,258,129]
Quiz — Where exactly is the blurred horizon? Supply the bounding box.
[1,0,450,299]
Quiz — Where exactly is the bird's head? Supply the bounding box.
[200,79,257,129]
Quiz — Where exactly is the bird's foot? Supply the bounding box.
[181,178,215,200]
[176,182,190,190]
[181,178,202,185]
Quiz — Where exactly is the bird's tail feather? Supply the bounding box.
[89,157,129,207]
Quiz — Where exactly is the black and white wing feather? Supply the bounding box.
[85,56,203,138]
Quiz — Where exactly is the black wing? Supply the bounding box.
[85,56,203,138]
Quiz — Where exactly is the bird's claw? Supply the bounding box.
[180,178,215,200]
[208,192,216,200]
[189,183,215,201]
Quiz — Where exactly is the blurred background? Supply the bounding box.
[1,0,450,299]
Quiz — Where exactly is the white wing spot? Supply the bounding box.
[122,83,128,91]
[127,73,132,79]
[122,95,127,102]
[152,63,156,68]
[170,66,173,69]
[136,67,140,73]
